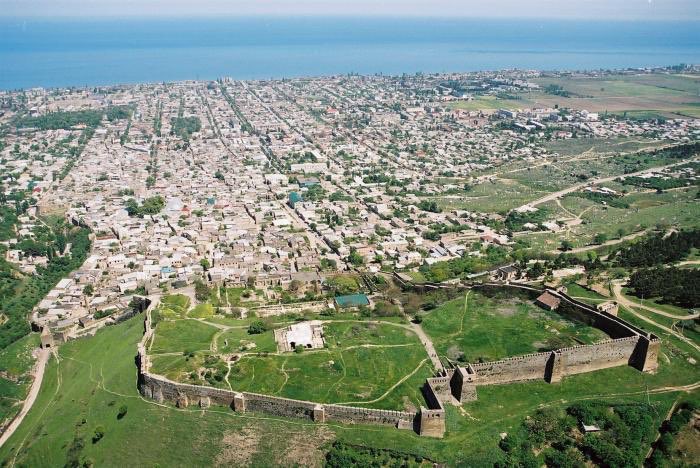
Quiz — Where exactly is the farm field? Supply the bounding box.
[521,74,700,117]
[421,290,609,363]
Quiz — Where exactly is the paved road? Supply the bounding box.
[0,349,49,448]
[518,158,699,210]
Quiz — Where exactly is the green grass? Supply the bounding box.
[433,178,548,213]
[563,283,609,302]
[323,322,417,348]
[217,328,277,354]
[150,353,206,382]
[2,307,698,466]
[421,291,609,363]
[188,303,214,318]
[160,294,190,316]
[228,344,429,410]
[0,333,40,426]
[150,319,218,354]
[0,333,40,377]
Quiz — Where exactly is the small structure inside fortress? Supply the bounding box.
[274,320,325,352]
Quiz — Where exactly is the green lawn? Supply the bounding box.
[421,291,609,363]
[150,319,219,354]
[323,322,417,348]
[228,344,429,410]
[217,328,277,354]
[188,303,214,318]
[161,294,190,313]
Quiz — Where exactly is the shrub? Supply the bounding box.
[117,405,128,420]
[248,320,268,335]
[92,426,105,444]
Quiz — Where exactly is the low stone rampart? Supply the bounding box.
[252,300,329,318]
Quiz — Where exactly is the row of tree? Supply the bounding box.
[614,229,700,267]
[628,267,700,308]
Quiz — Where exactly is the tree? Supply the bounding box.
[199,258,210,270]
[288,279,302,292]
[194,279,211,302]
[347,247,364,266]
[528,262,545,279]
[83,284,94,296]
[117,405,128,419]
[593,233,608,245]
[248,320,268,335]
[560,240,573,251]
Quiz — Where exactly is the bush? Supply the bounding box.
[117,405,128,419]
[92,426,105,444]
[248,320,268,335]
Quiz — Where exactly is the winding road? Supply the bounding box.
[0,349,50,448]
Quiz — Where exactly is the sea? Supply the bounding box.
[0,17,699,90]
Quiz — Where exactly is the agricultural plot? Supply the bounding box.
[523,74,700,116]
[433,178,548,213]
[421,291,609,363]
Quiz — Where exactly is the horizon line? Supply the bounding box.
[1,14,699,22]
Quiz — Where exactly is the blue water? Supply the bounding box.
[0,17,698,89]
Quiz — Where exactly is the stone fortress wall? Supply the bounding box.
[136,284,660,439]
[446,285,660,407]
[137,307,417,435]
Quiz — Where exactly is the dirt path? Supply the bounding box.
[333,359,428,406]
[518,158,698,210]
[612,282,699,320]
[611,282,700,354]
[0,349,50,449]
[548,229,650,255]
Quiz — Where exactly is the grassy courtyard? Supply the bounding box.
[147,295,433,411]
[421,290,609,363]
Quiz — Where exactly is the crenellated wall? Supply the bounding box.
[135,284,660,442]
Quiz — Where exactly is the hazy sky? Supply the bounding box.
[1,0,698,20]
